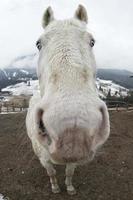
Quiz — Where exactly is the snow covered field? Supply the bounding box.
[2,80,39,96]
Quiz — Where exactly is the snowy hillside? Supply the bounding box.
[0,69,8,81]
[96,78,129,98]
[2,78,129,98]
[2,80,39,96]
[1,53,133,90]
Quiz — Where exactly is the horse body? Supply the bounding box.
[26,5,110,195]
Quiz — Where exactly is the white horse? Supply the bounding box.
[26,5,110,195]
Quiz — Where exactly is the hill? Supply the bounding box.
[97,68,133,89]
[0,68,37,90]
[0,53,133,90]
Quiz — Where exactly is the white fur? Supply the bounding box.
[26,5,110,195]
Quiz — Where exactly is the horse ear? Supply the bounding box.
[42,6,54,28]
[74,4,88,24]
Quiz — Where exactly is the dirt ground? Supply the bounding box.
[0,111,133,200]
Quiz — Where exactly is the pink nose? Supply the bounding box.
[49,127,93,163]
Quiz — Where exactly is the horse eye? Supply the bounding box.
[90,38,95,47]
[36,40,42,51]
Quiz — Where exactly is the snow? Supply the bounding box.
[1,69,8,77]
[0,96,9,102]
[97,79,112,85]
[13,72,17,77]
[96,78,129,98]
[98,90,106,99]
[1,78,129,98]
[2,80,39,96]
[20,69,29,74]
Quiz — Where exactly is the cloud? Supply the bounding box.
[0,0,133,71]
[10,53,38,68]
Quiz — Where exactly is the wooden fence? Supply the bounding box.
[0,104,27,113]
[106,100,133,111]
[0,98,133,114]
[0,95,30,113]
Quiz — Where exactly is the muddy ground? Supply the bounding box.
[0,111,133,200]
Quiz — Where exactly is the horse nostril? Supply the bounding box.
[39,119,45,133]
[38,120,52,145]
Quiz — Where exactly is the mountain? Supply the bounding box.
[0,54,38,90]
[97,68,133,89]
[0,54,133,90]
[0,69,8,82]
[0,69,11,90]
[0,68,37,91]
[96,78,128,99]
[4,67,37,80]
[2,78,128,98]
[0,67,133,91]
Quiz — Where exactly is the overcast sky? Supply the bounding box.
[0,0,133,71]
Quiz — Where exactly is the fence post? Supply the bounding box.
[116,104,118,111]
[12,105,15,112]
